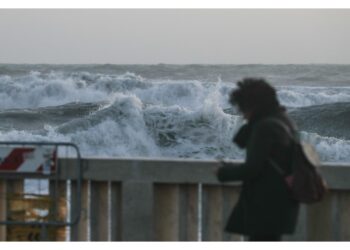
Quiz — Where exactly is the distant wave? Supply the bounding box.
[278,86,350,108]
[0,102,103,131]
[288,102,350,140]
[2,64,350,84]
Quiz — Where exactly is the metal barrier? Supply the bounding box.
[0,142,82,241]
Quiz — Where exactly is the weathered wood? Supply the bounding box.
[336,191,350,240]
[121,181,154,241]
[0,180,6,241]
[110,182,122,241]
[70,180,88,241]
[202,185,223,241]
[90,181,109,241]
[154,184,180,241]
[179,184,199,241]
[306,192,334,241]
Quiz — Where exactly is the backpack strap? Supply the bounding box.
[263,117,297,142]
[264,117,297,177]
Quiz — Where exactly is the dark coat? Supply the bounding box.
[217,109,299,235]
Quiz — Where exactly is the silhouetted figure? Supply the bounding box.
[217,78,299,241]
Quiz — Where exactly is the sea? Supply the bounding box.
[0,64,350,164]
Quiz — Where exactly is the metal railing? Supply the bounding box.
[0,142,82,241]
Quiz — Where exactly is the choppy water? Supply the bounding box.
[1,64,350,163]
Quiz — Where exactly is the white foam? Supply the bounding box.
[300,131,350,163]
[1,70,350,163]
[277,86,350,108]
[4,71,350,110]
[0,71,108,109]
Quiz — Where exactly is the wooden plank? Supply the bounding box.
[121,181,154,241]
[336,191,350,240]
[90,181,109,241]
[154,184,180,241]
[70,180,88,241]
[202,185,223,241]
[306,192,334,241]
[110,182,122,241]
[0,180,7,241]
[179,184,199,241]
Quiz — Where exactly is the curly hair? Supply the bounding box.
[229,78,280,115]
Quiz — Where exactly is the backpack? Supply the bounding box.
[268,119,328,204]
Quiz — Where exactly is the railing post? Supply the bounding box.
[154,184,180,241]
[306,192,335,241]
[336,191,350,240]
[202,185,223,241]
[179,184,199,241]
[110,182,122,241]
[90,181,109,241]
[70,180,88,241]
[0,180,6,241]
[121,181,154,241]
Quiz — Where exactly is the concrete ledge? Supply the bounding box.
[58,158,350,189]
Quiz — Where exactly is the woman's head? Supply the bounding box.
[229,78,280,119]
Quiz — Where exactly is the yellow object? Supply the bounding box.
[6,193,65,241]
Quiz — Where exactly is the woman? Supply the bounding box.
[217,78,299,241]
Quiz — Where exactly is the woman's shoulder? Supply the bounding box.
[255,116,285,129]
[254,115,292,139]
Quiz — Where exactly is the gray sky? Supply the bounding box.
[1,9,350,64]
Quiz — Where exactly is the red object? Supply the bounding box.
[0,148,34,171]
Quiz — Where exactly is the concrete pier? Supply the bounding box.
[0,157,349,241]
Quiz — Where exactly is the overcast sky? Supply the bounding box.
[1,9,350,64]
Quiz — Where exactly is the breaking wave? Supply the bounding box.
[0,65,349,163]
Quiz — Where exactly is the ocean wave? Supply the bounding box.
[0,65,350,163]
[57,94,144,134]
[0,102,103,131]
[300,131,350,163]
[0,93,246,159]
[1,69,349,110]
[0,71,149,109]
[288,102,350,140]
[277,86,350,108]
